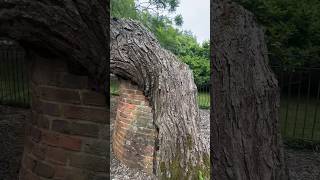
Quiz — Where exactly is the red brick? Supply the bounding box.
[39,101,60,116]
[30,126,42,143]
[81,90,106,106]
[22,155,36,171]
[54,166,68,179]
[46,147,68,165]
[70,122,100,138]
[19,168,41,180]
[40,86,81,104]
[59,134,82,151]
[42,131,60,147]
[32,143,47,160]
[33,160,55,178]
[51,119,71,134]
[69,153,106,172]
[62,105,107,123]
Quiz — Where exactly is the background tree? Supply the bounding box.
[211,0,288,179]
[234,0,320,69]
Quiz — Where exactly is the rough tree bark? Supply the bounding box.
[0,0,108,83]
[111,18,210,179]
[211,0,288,180]
[0,1,210,179]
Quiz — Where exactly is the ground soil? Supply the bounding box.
[0,98,319,180]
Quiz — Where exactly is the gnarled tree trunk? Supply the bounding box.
[0,1,209,179]
[111,18,209,179]
[211,0,288,179]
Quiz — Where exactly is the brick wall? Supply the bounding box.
[19,56,108,180]
[112,79,156,174]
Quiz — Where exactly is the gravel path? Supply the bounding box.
[0,99,319,180]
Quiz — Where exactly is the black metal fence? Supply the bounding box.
[0,40,30,107]
[273,67,320,142]
[0,42,319,142]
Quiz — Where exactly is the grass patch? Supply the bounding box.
[110,80,120,96]
[280,97,320,141]
[198,92,210,109]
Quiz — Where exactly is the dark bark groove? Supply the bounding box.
[211,1,288,180]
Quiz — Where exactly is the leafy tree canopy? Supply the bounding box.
[235,0,320,69]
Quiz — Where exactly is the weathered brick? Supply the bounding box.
[32,143,47,160]
[125,98,142,105]
[33,160,55,178]
[52,119,70,134]
[39,101,60,116]
[83,139,108,156]
[40,86,80,104]
[81,90,106,106]
[23,137,35,153]
[19,167,41,180]
[69,153,106,172]
[37,115,50,129]
[30,127,42,143]
[100,125,109,140]
[70,122,100,138]
[41,131,60,147]
[22,154,36,171]
[46,147,68,165]
[63,105,107,123]
[59,134,82,151]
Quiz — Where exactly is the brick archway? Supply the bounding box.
[112,78,156,174]
[19,54,108,179]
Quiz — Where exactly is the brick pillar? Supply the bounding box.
[19,56,108,180]
[112,79,156,174]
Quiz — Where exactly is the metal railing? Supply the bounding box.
[273,66,320,142]
[0,40,30,107]
[0,43,319,142]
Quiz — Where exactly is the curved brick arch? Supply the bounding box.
[19,54,109,179]
[112,78,155,173]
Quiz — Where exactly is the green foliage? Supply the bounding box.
[180,55,209,88]
[111,0,138,19]
[235,0,320,69]
[198,170,204,180]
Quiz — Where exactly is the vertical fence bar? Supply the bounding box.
[311,79,320,140]
[293,71,303,137]
[25,51,30,105]
[15,47,21,104]
[0,47,3,103]
[9,47,14,103]
[302,71,312,139]
[20,49,26,106]
[12,47,17,103]
[284,72,292,136]
[5,47,11,104]
[2,46,8,103]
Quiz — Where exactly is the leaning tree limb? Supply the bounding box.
[111,18,210,179]
[211,0,288,179]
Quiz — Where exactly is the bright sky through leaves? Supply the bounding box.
[136,0,210,44]
[175,0,210,44]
